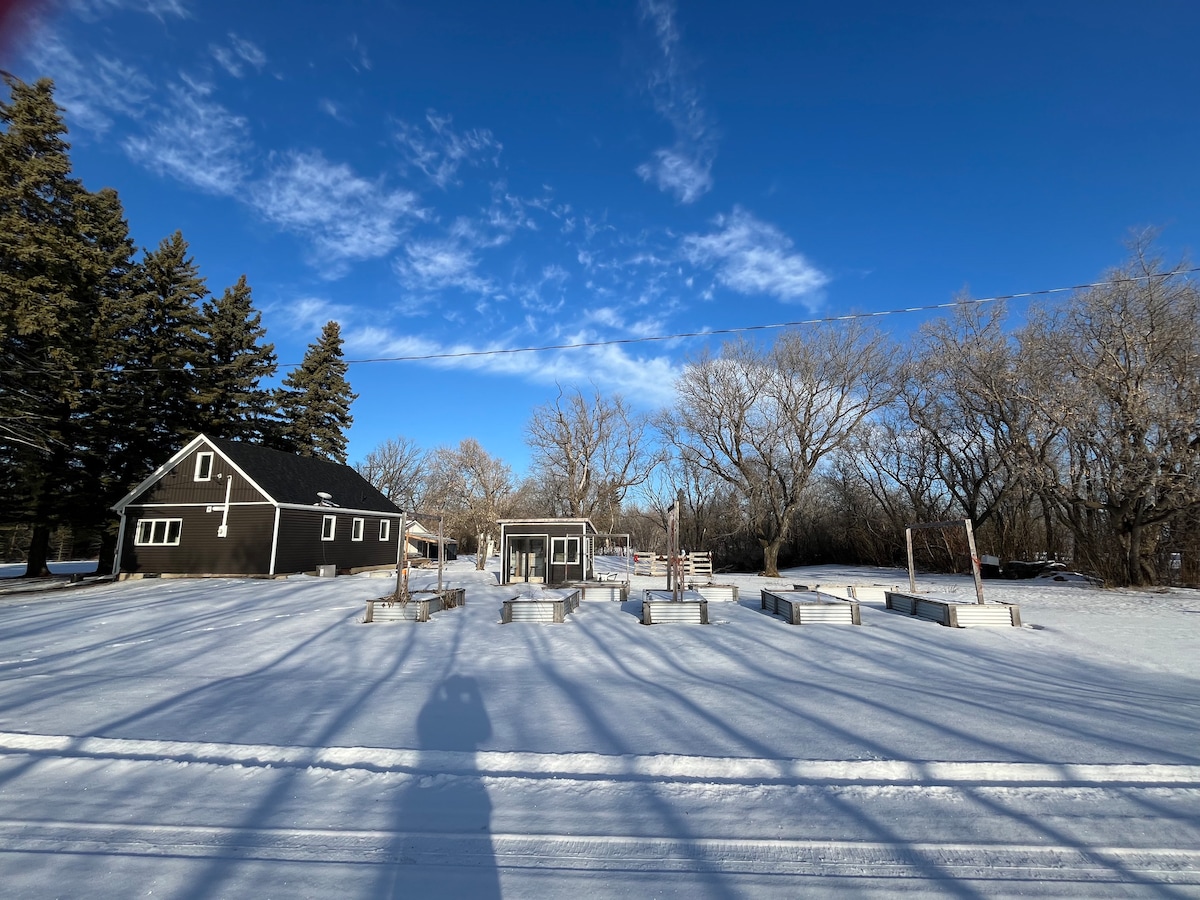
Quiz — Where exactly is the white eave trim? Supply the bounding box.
[275,502,405,518]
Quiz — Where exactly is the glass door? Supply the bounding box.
[508,537,547,583]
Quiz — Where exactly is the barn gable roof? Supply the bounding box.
[112,434,403,516]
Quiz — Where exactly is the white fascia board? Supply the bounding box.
[121,501,274,509]
[497,517,598,533]
[275,502,405,518]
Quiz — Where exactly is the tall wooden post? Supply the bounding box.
[667,490,684,601]
[906,526,916,593]
[437,514,445,595]
[394,509,408,600]
[964,518,985,604]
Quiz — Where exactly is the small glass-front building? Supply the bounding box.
[497,518,598,585]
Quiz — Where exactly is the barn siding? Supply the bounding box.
[273,509,399,574]
[120,504,276,574]
[128,447,268,507]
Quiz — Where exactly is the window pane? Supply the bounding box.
[195,453,212,480]
[137,521,152,544]
[379,521,390,541]
[167,521,182,544]
[152,521,167,543]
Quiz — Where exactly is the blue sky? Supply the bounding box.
[7,0,1200,473]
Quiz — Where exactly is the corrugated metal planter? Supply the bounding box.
[364,587,466,623]
[761,589,861,625]
[501,588,582,624]
[568,582,629,601]
[641,590,708,625]
[884,590,1021,627]
[688,583,738,602]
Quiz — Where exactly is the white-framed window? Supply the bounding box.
[194,452,214,481]
[321,515,336,541]
[352,518,364,541]
[379,520,391,541]
[135,518,183,546]
[551,536,580,564]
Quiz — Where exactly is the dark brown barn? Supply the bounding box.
[112,435,404,577]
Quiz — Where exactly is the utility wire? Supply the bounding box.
[341,267,1200,366]
[11,267,1199,374]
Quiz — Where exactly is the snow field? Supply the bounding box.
[0,559,1198,897]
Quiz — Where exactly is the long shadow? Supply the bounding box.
[501,617,744,900]
[623,602,1200,893]
[163,607,427,900]
[374,674,500,898]
[540,599,1197,895]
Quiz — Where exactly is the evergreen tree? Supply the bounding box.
[197,274,278,442]
[278,320,357,463]
[114,231,208,473]
[0,76,134,576]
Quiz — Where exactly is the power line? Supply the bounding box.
[9,267,1198,374]
[341,267,1200,366]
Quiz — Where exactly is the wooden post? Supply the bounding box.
[667,489,684,602]
[964,518,985,605]
[437,514,444,595]
[394,509,408,601]
[906,526,916,593]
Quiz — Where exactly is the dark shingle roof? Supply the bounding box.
[206,437,402,514]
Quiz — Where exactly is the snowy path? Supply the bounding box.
[1,561,1198,896]
[1,739,1197,898]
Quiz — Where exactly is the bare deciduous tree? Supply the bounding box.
[426,439,515,570]
[355,436,427,512]
[664,324,900,577]
[526,386,662,530]
[1019,242,1200,585]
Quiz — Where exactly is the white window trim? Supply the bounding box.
[352,518,364,542]
[379,520,391,542]
[135,518,183,546]
[321,515,336,541]
[551,536,580,565]
[194,452,214,482]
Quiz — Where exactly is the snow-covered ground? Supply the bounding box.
[1,558,1198,898]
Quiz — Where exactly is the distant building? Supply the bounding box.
[497,518,598,585]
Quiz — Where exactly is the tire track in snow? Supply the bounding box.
[0,819,1197,885]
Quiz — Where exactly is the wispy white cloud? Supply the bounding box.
[346,34,372,72]
[395,238,495,296]
[266,296,357,340]
[682,207,829,307]
[24,33,153,134]
[636,0,717,204]
[253,150,424,272]
[318,98,350,123]
[69,0,189,20]
[637,147,712,205]
[210,33,266,78]
[344,326,681,407]
[393,110,502,189]
[123,80,250,194]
